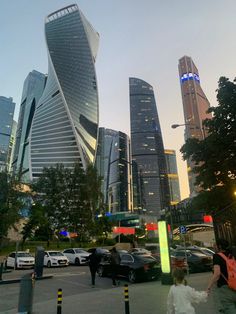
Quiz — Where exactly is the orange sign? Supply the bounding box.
[146,223,158,231]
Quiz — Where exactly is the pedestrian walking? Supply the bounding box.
[207,238,236,314]
[110,247,121,286]
[88,248,100,287]
[167,268,208,314]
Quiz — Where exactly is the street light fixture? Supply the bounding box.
[171,123,206,139]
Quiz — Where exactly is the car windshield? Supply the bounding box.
[17,253,33,257]
[135,255,156,263]
[97,248,110,254]
[48,252,64,256]
[74,249,87,254]
[201,249,214,255]
[192,252,209,257]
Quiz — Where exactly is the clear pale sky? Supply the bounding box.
[1,0,236,199]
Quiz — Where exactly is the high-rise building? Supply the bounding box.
[12,70,46,181]
[164,149,181,205]
[178,56,212,193]
[0,96,15,172]
[129,77,170,217]
[95,127,132,213]
[8,120,17,172]
[30,4,99,179]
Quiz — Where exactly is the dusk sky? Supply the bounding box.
[1,0,236,199]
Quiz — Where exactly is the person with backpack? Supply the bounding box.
[207,238,236,313]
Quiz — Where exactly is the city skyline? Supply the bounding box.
[1,0,236,198]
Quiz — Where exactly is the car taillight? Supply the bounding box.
[144,264,150,271]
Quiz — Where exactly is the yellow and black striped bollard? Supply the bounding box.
[57,288,62,314]
[124,284,130,314]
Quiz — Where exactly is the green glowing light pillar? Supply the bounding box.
[158,220,173,285]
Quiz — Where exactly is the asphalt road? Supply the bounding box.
[0,266,217,314]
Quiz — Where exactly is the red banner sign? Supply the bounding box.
[113,227,135,234]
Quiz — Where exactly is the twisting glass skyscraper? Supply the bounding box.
[129,78,170,217]
[30,4,99,179]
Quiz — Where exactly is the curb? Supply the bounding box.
[0,275,53,285]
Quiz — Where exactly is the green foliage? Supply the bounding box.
[0,171,23,245]
[24,163,105,242]
[181,77,236,214]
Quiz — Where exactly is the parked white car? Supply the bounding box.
[44,251,69,268]
[5,251,35,269]
[63,248,90,265]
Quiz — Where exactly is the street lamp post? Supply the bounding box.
[171,123,206,139]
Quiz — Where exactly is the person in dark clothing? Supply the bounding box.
[110,247,121,286]
[207,238,236,314]
[88,248,101,287]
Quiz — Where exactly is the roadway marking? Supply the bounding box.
[50,272,86,277]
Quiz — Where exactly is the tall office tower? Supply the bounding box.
[164,149,181,205]
[95,127,133,213]
[8,120,17,172]
[178,56,212,194]
[0,96,15,172]
[12,70,46,181]
[30,4,99,179]
[129,78,170,218]
[95,128,117,204]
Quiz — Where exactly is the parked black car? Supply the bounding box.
[97,252,161,283]
[173,249,213,272]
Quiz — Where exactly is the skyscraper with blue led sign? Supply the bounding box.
[178,56,212,194]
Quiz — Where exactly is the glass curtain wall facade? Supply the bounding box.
[108,131,132,213]
[164,149,181,205]
[95,127,132,213]
[30,4,99,179]
[0,96,15,172]
[12,70,46,181]
[178,56,212,194]
[129,78,170,217]
[95,127,117,204]
[8,120,17,172]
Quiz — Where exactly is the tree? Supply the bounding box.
[181,77,236,216]
[0,171,23,247]
[27,163,105,242]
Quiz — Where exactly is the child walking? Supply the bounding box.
[167,268,208,314]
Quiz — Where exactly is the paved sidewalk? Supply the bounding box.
[2,272,217,314]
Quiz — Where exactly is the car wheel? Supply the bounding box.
[97,265,104,277]
[128,270,137,283]
[47,261,51,268]
[75,258,80,266]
